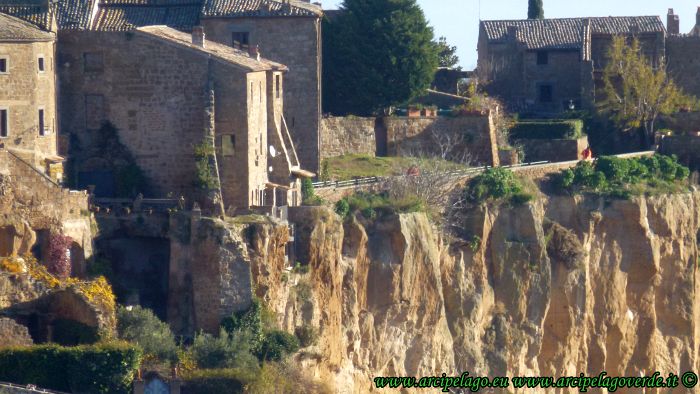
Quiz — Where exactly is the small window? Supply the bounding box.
[83,52,104,72]
[539,84,553,103]
[0,57,7,73]
[0,109,8,137]
[537,51,549,65]
[232,32,250,50]
[219,135,235,157]
[275,74,281,98]
[38,56,45,72]
[38,109,45,136]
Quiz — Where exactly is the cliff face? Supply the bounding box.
[249,192,700,393]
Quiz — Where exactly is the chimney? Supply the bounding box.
[507,25,518,40]
[192,26,205,48]
[667,8,680,35]
[249,44,261,61]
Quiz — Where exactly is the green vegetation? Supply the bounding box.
[0,342,141,394]
[94,122,148,197]
[337,191,424,220]
[437,36,460,68]
[334,199,350,218]
[301,178,323,206]
[599,36,697,147]
[194,141,219,190]
[465,168,534,205]
[323,0,438,115]
[294,324,320,348]
[510,120,584,140]
[181,369,245,394]
[554,155,691,198]
[528,0,544,19]
[116,305,178,365]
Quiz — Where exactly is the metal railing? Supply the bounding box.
[312,161,550,190]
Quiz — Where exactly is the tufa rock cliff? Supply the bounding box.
[245,192,700,393]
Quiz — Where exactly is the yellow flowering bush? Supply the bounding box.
[0,257,25,274]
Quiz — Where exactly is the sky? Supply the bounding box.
[325,0,700,69]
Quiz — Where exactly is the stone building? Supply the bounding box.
[200,0,323,173]
[666,8,700,98]
[0,12,61,177]
[57,26,303,209]
[477,16,666,113]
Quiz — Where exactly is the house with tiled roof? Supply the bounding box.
[477,16,666,113]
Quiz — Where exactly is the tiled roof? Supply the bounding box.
[136,25,287,71]
[94,3,202,31]
[55,0,97,29]
[0,5,51,30]
[481,16,665,50]
[201,0,322,18]
[0,11,53,40]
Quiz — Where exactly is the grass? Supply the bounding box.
[321,154,469,181]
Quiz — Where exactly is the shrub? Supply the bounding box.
[116,306,178,364]
[301,178,317,205]
[0,342,141,394]
[194,141,219,190]
[257,331,299,362]
[334,199,350,218]
[86,257,114,279]
[466,168,531,203]
[191,329,260,372]
[181,369,247,394]
[52,319,99,346]
[221,298,268,347]
[246,362,333,394]
[47,233,72,279]
[294,324,319,348]
[510,120,584,140]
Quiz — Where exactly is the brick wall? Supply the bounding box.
[320,116,377,159]
[0,39,58,169]
[202,16,322,173]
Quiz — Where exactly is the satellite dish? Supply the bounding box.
[269,145,277,157]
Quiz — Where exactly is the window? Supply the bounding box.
[0,57,7,73]
[83,52,104,72]
[38,109,45,136]
[0,109,8,138]
[537,51,549,65]
[275,74,281,98]
[539,84,553,103]
[218,135,235,157]
[38,56,45,72]
[85,95,105,129]
[232,32,250,50]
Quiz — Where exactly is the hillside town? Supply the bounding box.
[1,0,700,392]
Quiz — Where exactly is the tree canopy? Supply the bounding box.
[528,0,544,19]
[437,36,460,69]
[323,0,438,116]
[598,36,696,147]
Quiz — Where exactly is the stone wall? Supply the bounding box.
[660,135,700,170]
[666,36,700,98]
[0,39,58,170]
[385,115,500,166]
[320,116,377,159]
[202,16,322,173]
[514,136,588,163]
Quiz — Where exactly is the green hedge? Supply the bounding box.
[0,342,142,394]
[510,120,584,140]
[182,369,246,394]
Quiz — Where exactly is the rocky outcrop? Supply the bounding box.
[0,317,33,347]
[245,192,700,393]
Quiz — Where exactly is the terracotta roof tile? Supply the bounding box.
[0,5,51,30]
[0,11,53,39]
[201,0,321,18]
[481,16,665,50]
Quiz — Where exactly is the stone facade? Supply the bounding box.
[478,17,666,113]
[660,134,700,170]
[667,36,700,98]
[57,27,301,209]
[320,116,377,159]
[0,14,59,173]
[514,136,589,163]
[201,15,323,172]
